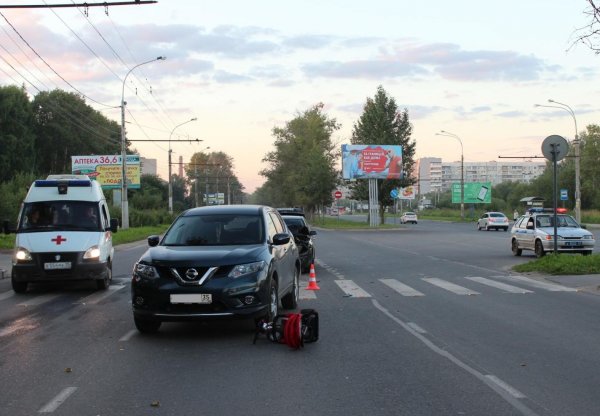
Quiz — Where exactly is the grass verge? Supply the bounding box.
[513,253,600,275]
[0,225,170,250]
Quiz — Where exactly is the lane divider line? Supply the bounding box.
[38,387,77,413]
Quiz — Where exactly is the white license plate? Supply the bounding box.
[44,262,72,270]
[565,241,582,247]
[170,294,212,304]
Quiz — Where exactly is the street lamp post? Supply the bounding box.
[194,146,210,207]
[436,130,464,220]
[534,100,581,222]
[168,117,198,214]
[120,56,165,230]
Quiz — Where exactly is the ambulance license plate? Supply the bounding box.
[170,294,212,304]
[44,262,72,270]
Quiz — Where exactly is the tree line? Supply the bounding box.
[0,84,244,226]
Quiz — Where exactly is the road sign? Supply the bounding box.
[541,135,569,162]
[560,189,568,201]
[334,190,343,199]
[390,189,399,199]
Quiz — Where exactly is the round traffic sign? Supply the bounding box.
[390,189,399,199]
[334,190,343,199]
[541,135,569,161]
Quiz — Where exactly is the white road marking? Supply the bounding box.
[76,285,125,305]
[464,277,533,294]
[380,279,425,297]
[335,280,371,298]
[17,293,62,307]
[119,329,137,342]
[422,278,480,296]
[485,375,526,398]
[407,322,427,334]
[0,290,15,301]
[38,387,77,413]
[500,275,577,292]
[373,300,540,416]
[300,288,317,299]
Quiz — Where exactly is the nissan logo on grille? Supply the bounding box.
[185,268,199,280]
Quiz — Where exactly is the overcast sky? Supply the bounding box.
[0,1,597,192]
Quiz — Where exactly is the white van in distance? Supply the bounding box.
[5,175,118,293]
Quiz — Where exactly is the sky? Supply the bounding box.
[0,0,598,193]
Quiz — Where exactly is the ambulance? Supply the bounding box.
[6,175,118,293]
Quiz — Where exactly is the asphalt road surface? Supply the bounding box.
[1,220,600,415]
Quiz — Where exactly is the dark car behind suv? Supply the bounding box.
[131,205,300,333]
[277,208,317,273]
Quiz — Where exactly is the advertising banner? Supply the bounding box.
[341,144,403,180]
[206,193,225,205]
[72,155,141,190]
[399,186,416,200]
[451,182,492,204]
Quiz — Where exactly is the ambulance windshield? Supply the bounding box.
[19,201,101,232]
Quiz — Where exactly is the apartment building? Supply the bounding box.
[417,158,546,194]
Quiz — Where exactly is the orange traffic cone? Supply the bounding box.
[306,263,320,290]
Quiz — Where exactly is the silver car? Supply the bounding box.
[511,213,595,257]
[477,211,509,231]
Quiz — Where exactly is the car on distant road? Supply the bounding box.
[131,205,301,333]
[477,212,509,231]
[277,208,317,273]
[400,212,418,224]
[511,210,595,257]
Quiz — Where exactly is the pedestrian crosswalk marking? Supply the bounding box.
[300,287,317,299]
[77,284,125,305]
[499,275,577,292]
[422,277,480,295]
[464,276,533,294]
[380,279,425,297]
[335,279,371,298]
[17,293,62,307]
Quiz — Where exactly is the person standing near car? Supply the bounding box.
[513,209,519,222]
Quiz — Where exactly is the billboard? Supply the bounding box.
[72,155,141,190]
[342,144,402,180]
[451,182,492,204]
[399,186,416,200]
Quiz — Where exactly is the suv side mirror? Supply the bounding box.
[109,218,119,233]
[147,235,160,247]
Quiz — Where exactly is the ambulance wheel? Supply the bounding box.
[11,277,28,294]
[96,263,112,290]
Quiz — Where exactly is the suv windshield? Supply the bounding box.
[162,214,263,246]
[19,201,101,232]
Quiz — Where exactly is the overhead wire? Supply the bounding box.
[0,11,114,108]
[0,33,121,142]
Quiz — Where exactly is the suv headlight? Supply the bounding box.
[134,263,160,279]
[15,247,32,262]
[228,261,265,278]
[83,245,101,260]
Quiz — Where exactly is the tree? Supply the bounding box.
[260,103,340,215]
[572,1,600,54]
[31,89,120,174]
[0,85,36,182]
[185,150,244,206]
[349,86,416,224]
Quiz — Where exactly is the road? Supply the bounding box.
[1,220,600,415]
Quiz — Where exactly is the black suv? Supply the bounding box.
[277,208,317,273]
[131,205,301,333]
